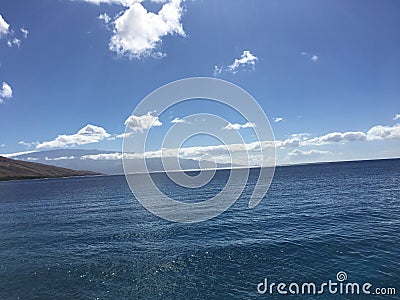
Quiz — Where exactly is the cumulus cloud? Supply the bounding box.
[273,117,283,123]
[228,50,258,73]
[82,0,186,58]
[303,131,367,146]
[283,124,400,148]
[36,124,111,149]
[108,0,185,58]
[273,124,400,150]
[124,112,162,132]
[366,124,400,140]
[393,114,400,121]
[0,82,12,103]
[223,122,255,130]
[171,117,188,124]
[0,14,9,37]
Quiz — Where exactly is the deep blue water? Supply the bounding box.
[0,159,399,299]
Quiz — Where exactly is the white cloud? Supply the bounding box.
[108,0,185,58]
[213,65,223,76]
[287,149,329,158]
[20,28,28,38]
[274,125,400,149]
[7,37,21,48]
[171,117,188,124]
[292,124,400,147]
[74,122,400,166]
[36,124,111,149]
[124,112,162,132]
[0,15,27,47]
[290,133,310,139]
[227,50,258,74]
[26,157,38,161]
[393,114,400,121]
[19,141,39,148]
[366,124,400,140]
[1,150,38,158]
[45,156,76,161]
[0,144,5,147]
[223,122,255,130]
[301,52,319,62]
[275,138,301,148]
[273,117,283,123]
[0,82,12,103]
[302,131,367,146]
[81,152,124,160]
[0,14,9,37]
[214,50,259,75]
[98,13,111,23]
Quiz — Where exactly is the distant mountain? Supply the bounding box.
[7,149,234,175]
[0,156,100,181]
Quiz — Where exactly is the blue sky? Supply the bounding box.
[0,0,399,165]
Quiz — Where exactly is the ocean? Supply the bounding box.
[0,159,399,299]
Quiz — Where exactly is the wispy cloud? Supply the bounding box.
[214,50,259,75]
[223,122,255,130]
[20,28,28,39]
[7,37,21,48]
[287,149,329,158]
[98,13,111,24]
[0,82,13,103]
[171,117,188,124]
[19,141,39,148]
[301,52,319,62]
[393,114,400,121]
[45,156,76,161]
[213,65,223,76]
[273,117,283,123]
